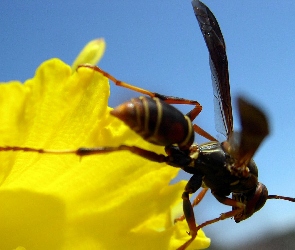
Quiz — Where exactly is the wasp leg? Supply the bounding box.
[186,104,202,121]
[0,145,170,164]
[185,101,216,141]
[177,189,246,250]
[176,174,203,250]
[195,208,243,233]
[193,124,217,141]
[212,192,245,208]
[185,102,216,141]
[186,107,217,141]
[76,145,170,163]
[77,64,217,142]
[77,64,202,106]
[174,188,208,223]
[192,187,209,207]
[0,146,52,153]
[193,192,245,232]
[0,146,97,155]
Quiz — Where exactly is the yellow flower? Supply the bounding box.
[71,38,106,71]
[0,41,210,250]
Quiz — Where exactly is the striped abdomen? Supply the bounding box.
[111,96,194,149]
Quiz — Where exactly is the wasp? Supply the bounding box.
[1,1,295,249]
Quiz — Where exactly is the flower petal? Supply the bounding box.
[71,38,106,71]
[0,59,210,250]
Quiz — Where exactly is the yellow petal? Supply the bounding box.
[0,59,210,250]
[71,38,106,71]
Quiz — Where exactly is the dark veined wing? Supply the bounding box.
[192,0,233,137]
[229,97,269,168]
[192,1,269,171]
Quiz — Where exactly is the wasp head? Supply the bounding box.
[232,182,268,223]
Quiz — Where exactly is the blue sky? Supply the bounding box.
[1,0,295,248]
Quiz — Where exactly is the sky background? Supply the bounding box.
[1,0,295,248]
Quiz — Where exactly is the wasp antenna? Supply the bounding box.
[267,195,295,202]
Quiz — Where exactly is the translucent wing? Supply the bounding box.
[192,0,233,137]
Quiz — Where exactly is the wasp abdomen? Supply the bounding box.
[111,96,194,149]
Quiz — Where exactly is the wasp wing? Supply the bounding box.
[193,1,269,172]
[230,97,269,168]
[192,0,233,137]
